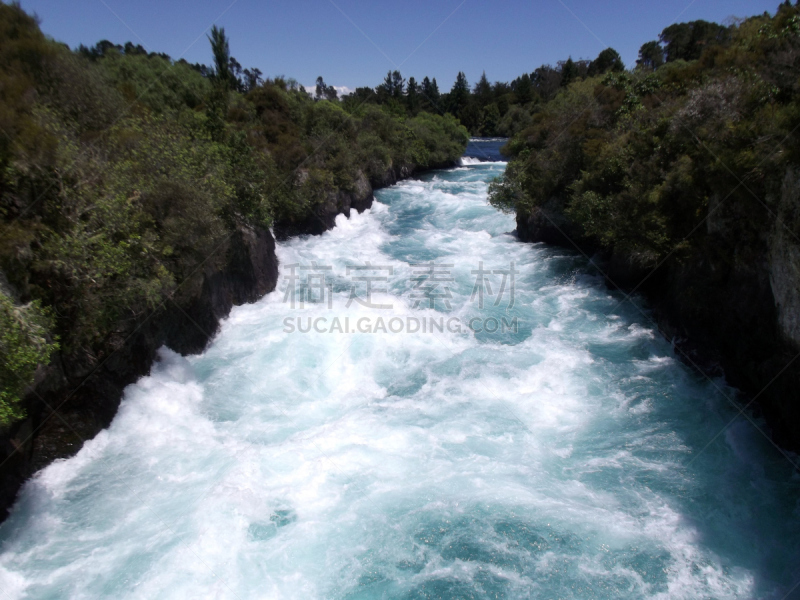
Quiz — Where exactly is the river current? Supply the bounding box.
[1,141,799,599]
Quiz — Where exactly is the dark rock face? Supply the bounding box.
[515,177,800,452]
[0,224,278,520]
[273,170,374,239]
[516,198,585,249]
[273,162,458,240]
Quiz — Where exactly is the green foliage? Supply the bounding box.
[560,57,579,87]
[208,25,232,88]
[488,153,529,214]
[315,76,339,101]
[588,48,625,76]
[98,52,209,112]
[408,112,470,167]
[659,20,731,62]
[378,71,405,100]
[637,40,665,70]
[0,290,57,428]
[492,3,800,269]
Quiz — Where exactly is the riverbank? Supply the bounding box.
[514,188,800,453]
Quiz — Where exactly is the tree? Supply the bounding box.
[315,76,338,101]
[588,48,624,76]
[378,70,405,100]
[481,103,500,136]
[243,67,262,92]
[407,76,419,114]
[560,57,579,87]
[208,25,233,89]
[637,40,664,70]
[229,57,244,91]
[532,65,561,101]
[391,70,405,98]
[659,20,730,62]
[449,71,470,113]
[513,73,533,105]
[420,76,441,110]
[325,83,338,101]
[474,71,492,108]
[352,86,377,103]
[123,41,147,56]
[207,25,232,140]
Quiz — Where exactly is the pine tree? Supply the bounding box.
[449,71,470,113]
[560,57,578,87]
[421,76,441,110]
[474,71,492,109]
[407,76,419,114]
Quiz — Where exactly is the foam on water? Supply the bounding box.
[458,157,487,165]
[1,162,799,599]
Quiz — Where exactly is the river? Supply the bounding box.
[0,140,798,599]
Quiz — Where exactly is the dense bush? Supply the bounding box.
[491,2,800,269]
[0,291,56,427]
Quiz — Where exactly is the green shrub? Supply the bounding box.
[492,4,800,264]
[0,290,57,428]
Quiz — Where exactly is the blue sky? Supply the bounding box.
[20,0,780,93]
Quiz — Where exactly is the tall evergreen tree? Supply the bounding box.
[560,57,578,87]
[379,70,406,99]
[449,71,470,113]
[420,76,441,110]
[407,76,419,114]
[513,73,533,104]
[474,71,492,108]
[391,70,405,99]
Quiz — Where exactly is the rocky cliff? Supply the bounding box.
[272,163,455,239]
[516,171,800,452]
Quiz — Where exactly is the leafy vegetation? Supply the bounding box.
[340,47,630,136]
[491,2,800,272]
[0,2,467,427]
[0,290,56,426]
